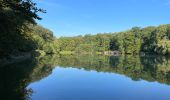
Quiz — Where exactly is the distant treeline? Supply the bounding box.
[58,24,170,55]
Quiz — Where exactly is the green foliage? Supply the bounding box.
[0,0,45,58]
[0,0,58,58]
[28,24,58,54]
[58,24,170,55]
[58,33,113,54]
[1,0,170,58]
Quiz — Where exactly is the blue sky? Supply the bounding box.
[35,0,170,37]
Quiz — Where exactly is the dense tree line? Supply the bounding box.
[58,24,170,55]
[111,24,170,55]
[58,33,113,54]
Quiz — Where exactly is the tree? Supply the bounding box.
[0,0,45,57]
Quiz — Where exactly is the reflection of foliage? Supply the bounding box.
[0,55,59,100]
[2,55,170,100]
[58,55,170,85]
[0,59,35,100]
[29,55,59,82]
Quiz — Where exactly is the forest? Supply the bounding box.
[1,0,170,60]
[58,24,170,55]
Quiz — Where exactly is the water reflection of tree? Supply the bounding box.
[0,59,34,100]
[1,54,170,99]
[58,55,170,85]
[0,55,59,100]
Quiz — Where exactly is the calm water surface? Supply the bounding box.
[1,55,170,100]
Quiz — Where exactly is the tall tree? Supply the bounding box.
[0,0,45,57]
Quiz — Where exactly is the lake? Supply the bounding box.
[1,55,170,100]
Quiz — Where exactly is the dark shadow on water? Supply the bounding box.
[0,55,59,100]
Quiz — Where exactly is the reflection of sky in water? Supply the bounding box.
[28,67,170,100]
